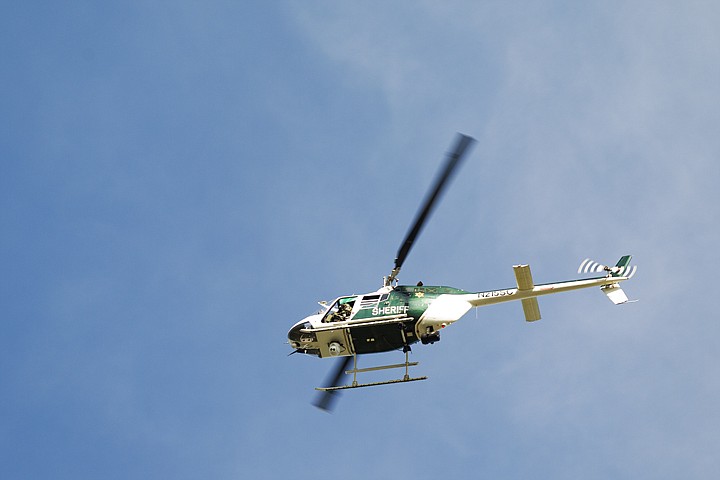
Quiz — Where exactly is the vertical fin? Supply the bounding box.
[612,255,635,278]
[601,284,629,304]
[614,255,632,268]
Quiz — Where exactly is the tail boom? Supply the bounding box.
[417,257,636,327]
[420,274,631,324]
[466,274,630,308]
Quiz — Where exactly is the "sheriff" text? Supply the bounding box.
[372,305,409,316]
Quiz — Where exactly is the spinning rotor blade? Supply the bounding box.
[313,355,353,412]
[387,133,476,284]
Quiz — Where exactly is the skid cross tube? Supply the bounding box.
[315,351,427,391]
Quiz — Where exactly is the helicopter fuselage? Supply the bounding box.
[288,284,468,358]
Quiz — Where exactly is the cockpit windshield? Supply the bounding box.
[321,296,357,323]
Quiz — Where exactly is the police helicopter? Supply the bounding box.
[288,134,637,410]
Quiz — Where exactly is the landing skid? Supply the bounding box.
[315,376,427,391]
[315,351,427,392]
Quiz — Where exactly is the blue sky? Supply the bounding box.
[2,1,719,478]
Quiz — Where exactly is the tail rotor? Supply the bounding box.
[578,256,637,278]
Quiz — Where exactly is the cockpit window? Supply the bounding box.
[322,296,357,323]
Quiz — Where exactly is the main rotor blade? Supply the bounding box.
[389,133,476,282]
[313,355,353,412]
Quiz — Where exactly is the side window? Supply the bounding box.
[359,294,380,309]
[359,293,390,310]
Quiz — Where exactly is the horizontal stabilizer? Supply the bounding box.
[513,264,535,290]
[521,298,541,322]
[513,265,541,321]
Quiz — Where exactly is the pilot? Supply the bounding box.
[338,302,352,319]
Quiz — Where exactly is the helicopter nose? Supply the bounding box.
[287,320,321,357]
[287,322,305,347]
[288,314,323,355]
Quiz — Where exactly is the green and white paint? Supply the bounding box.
[288,256,636,359]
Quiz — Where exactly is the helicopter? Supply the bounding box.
[288,133,637,410]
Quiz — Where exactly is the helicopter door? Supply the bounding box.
[316,296,357,358]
